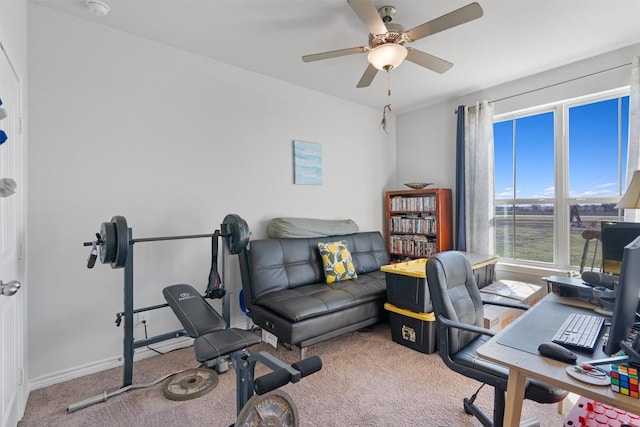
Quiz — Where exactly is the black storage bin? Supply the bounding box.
[384,302,436,354]
[382,259,431,313]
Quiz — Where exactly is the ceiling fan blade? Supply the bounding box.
[302,46,368,62]
[356,63,378,88]
[406,2,483,42]
[347,0,387,35]
[406,48,453,74]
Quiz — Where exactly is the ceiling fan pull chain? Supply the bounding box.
[387,69,391,97]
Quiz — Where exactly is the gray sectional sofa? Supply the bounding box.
[238,231,389,356]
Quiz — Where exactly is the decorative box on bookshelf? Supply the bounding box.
[385,188,452,262]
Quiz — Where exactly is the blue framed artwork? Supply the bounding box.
[293,140,322,185]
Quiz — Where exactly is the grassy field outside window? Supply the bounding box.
[495,203,620,269]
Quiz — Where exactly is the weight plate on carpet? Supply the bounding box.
[235,390,298,427]
[111,215,129,269]
[163,367,219,401]
[222,214,250,254]
[99,221,117,265]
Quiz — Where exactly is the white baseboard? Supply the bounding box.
[28,336,194,392]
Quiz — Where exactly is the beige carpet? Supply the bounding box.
[18,324,566,426]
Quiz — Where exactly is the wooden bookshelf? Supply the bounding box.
[385,188,452,262]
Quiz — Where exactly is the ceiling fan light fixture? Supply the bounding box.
[368,44,407,71]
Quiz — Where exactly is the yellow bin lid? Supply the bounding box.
[384,302,435,321]
[380,258,427,278]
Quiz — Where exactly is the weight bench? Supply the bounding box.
[163,284,322,425]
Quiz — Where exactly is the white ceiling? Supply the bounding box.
[32,0,640,113]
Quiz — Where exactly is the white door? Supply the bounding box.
[0,43,25,427]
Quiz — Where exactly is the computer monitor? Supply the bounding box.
[604,235,640,355]
[600,221,640,275]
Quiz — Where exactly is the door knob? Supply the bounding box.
[0,280,21,297]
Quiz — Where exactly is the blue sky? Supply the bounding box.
[494,96,629,200]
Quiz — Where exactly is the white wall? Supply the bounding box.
[397,43,640,280]
[396,102,457,190]
[27,4,396,386]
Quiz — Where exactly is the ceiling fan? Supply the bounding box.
[302,0,483,88]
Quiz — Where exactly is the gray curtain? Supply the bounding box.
[465,101,495,255]
[455,105,466,250]
[625,55,640,222]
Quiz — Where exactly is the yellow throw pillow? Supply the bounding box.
[317,240,358,284]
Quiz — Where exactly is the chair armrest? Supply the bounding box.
[482,299,529,311]
[436,314,496,337]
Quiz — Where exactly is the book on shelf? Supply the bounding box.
[389,195,436,212]
[389,216,437,234]
[390,235,437,258]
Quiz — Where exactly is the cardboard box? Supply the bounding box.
[384,302,437,354]
[480,293,525,331]
[479,280,546,331]
[479,280,546,307]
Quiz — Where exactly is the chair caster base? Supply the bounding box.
[518,418,539,427]
[463,397,493,427]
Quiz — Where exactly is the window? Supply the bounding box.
[494,90,629,269]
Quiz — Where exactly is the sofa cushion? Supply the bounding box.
[253,270,387,322]
[340,233,390,274]
[317,240,358,284]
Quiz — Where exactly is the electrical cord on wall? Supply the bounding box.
[142,321,164,355]
[142,320,193,355]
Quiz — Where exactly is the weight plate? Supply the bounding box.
[235,390,299,427]
[99,221,117,264]
[162,367,219,401]
[222,214,250,254]
[111,215,129,269]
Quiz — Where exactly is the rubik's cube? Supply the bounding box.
[610,365,639,398]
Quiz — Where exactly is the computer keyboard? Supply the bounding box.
[552,313,606,353]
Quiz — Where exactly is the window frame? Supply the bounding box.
[493,87,629,270]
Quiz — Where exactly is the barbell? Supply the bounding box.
[85,214,250,269]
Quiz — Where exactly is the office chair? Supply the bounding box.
[425,251,568,427]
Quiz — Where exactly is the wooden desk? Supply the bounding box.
[477,293,640,427]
